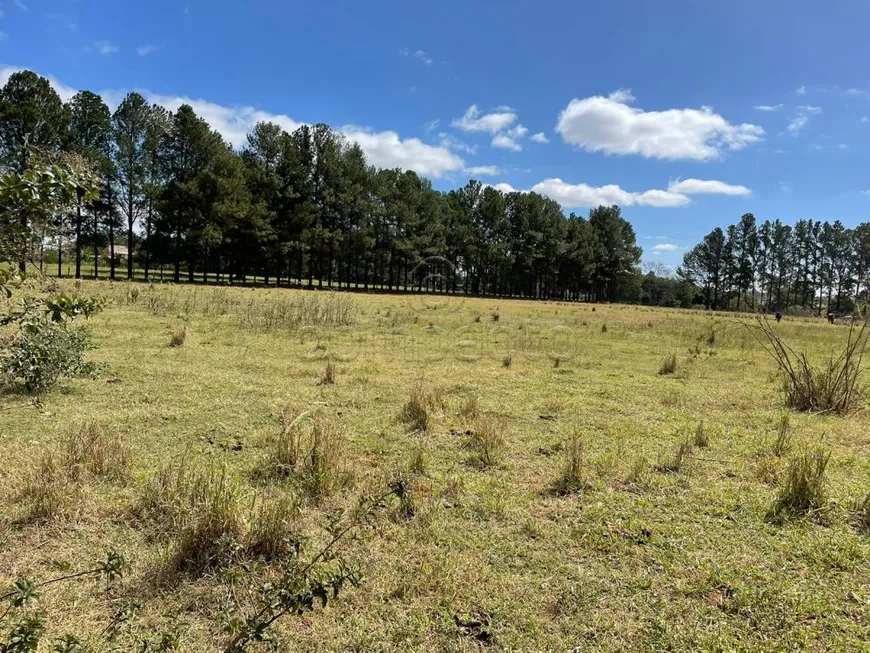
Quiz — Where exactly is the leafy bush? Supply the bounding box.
[1,317,95,393]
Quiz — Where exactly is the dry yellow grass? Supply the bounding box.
[1,281,868,651]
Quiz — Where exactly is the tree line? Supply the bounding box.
[0,70,645,303]
[678,214,870,314]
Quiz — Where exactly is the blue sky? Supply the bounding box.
[2,0,870,268]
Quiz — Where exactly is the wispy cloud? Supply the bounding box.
[465,165,500,176]
[788,114,808,134]
[0,31,6,42]
[861,116,868,124]
[797,104,822,114]
[651,243,682,253]
[12,0,27,10]
[400,48,433,65]
[89,40,119,56]
[796,85,807,95]
[844,88,867,97]
[754,104,783,112]
[137,44,161,56]
[423,118,439,133]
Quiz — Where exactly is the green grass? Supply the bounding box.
[1,281,869,650]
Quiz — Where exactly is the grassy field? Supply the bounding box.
[1,281,868,651]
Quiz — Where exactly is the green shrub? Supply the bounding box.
[1,318,95,393]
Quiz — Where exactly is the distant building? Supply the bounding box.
[106,245,130,265]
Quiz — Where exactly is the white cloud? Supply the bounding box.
[530,132,549,143]
[796,85,807,95]
[861,116,868,123]
[845,88,866,97]
[137,44,161,56]
[797,104,822,114]
[651,243,682,253]
[438,132,477,155]
[788,114,808,134]
[400,48,433,65]
[668,178,751,196]
[836,143,849,150]
[486,183,518,193]
[530,178,690,208]
[607,88,635,103]
[465,165,500,176]
[452,104,517,134]
[754,104,783,112]
[491,124,528,151]
[340,127,464,177]
[12,0,26,10]
[555,90,764,161]
[92,40,118,56]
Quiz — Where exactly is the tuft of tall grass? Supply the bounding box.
[18,421,130,522]
[261,405,308,479]
[550,431,586,495]
[61,420,131,483]
[658,353,678,376]
[303,412,351,499]
[770,446,831,520]
[656,437,693,474]
[458,394,480,421]
[771,412,791,457]
[320,360,336,385]
[853,492,870,533]
[402,380,442,432]
[468,414,505,467]
[693,422,709,448]
[133,462,245,574]
[751,314,868,415]
[169,323,187,347]
[247,494,302,560]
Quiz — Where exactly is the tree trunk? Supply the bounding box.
[75,192,83,278]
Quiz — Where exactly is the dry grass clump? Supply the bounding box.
[247,494,302,560]
[458,394,481,421]
[468,414,506,467]
[658,353,678,376]
[655,437,693,474]
[401,380,443,432]
[693,422,709,448]
[769,446,831,521]
[169,323,187,347]
[752,314,868,414]
[133,462,245,574]
[550,431,587,495]
[853,492,870,533]
[303,413,351,498]
[320,360,336,385]
[61,420,131,483]
[259,408,351,499]
[502,354,513,368]
[18,421,130,522]
[771,412,792,457]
